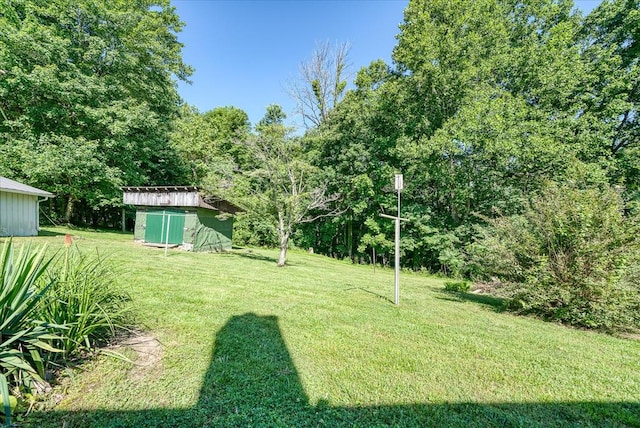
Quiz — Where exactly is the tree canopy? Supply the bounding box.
[0,0,192,224]
[297,0,639,276]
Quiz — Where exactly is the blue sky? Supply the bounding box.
[172,0,603,128]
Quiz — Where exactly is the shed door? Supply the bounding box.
[144,210,185,245]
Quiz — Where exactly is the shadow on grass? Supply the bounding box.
[437,289,507,313]
[29,313,639,427]
[224,250,298,267]
[37,229,67,237]
[346,286,394,304]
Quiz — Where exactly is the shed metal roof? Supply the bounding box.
[121,186,197,193]
[0,176,54,197]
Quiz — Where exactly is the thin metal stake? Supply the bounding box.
[164,214,171,257]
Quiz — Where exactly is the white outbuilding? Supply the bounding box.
[0,177,54,237]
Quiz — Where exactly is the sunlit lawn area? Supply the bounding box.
[5,227,639,427]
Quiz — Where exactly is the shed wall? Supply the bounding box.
[134,209,189,244]
[123,191,199,207]
[134,210,146,240]
[130,206,233,251]
[182,212,199,245]
[0,191,38,236]
[193,208,233,251]
[144,209,186,244]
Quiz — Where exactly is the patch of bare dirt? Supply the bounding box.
[619,332,640,341]
[470,280,503,294]
[119,331,164,381]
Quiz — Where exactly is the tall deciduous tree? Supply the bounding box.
[240,105,339,266]
[304,0,637,273]
[170,105,251,189]
[578,0,640,199]
[0,0,192,224]
[287,41,351,128]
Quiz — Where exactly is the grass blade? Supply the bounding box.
[0,373,11,427]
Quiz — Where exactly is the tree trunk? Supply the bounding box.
[277,214,289,267]
[277,231,289,267]
[64,196,76,224]
[347,211,353,262]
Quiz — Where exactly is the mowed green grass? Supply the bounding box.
[5,227,639,427]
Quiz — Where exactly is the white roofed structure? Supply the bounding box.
[0,177,54,236]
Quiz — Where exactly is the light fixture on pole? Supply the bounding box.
[380,173,407,305]
[393,173,403,305]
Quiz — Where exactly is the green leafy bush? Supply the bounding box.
[233,212,278,248]
[35,244,132,359]
[0,241,131,425]
[444,280,470,293]
[473,183,640,331]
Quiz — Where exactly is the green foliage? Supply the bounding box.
[437,248,465,278]
[35,245,131,359]
[170,105,251,188]
[357,217,394,257]
[443,280,470,293]
[232,212,278,248]
[299,0,640,282]
[0,241,61,426]
[474,183,640,331]
[0,0,192,225]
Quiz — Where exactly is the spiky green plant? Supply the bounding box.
[0,241,62,426]
[36,244,131,359]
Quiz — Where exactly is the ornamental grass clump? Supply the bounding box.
[1,238,132,426]
[35,242,132,360]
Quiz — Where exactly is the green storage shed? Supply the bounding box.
[122,186,241,252]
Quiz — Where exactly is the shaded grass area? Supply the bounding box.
[437,289,507,312]
[2,227,638,427]
[27,314,640,427]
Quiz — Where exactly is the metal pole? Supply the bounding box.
[160,211,166,249]
[164,214,171,257]
[122,207,126,233]
[395,189,400,305]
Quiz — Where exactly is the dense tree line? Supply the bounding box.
[285,0,638,329]
[297,0,639,275]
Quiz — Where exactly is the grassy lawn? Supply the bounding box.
[4,227,639,427]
